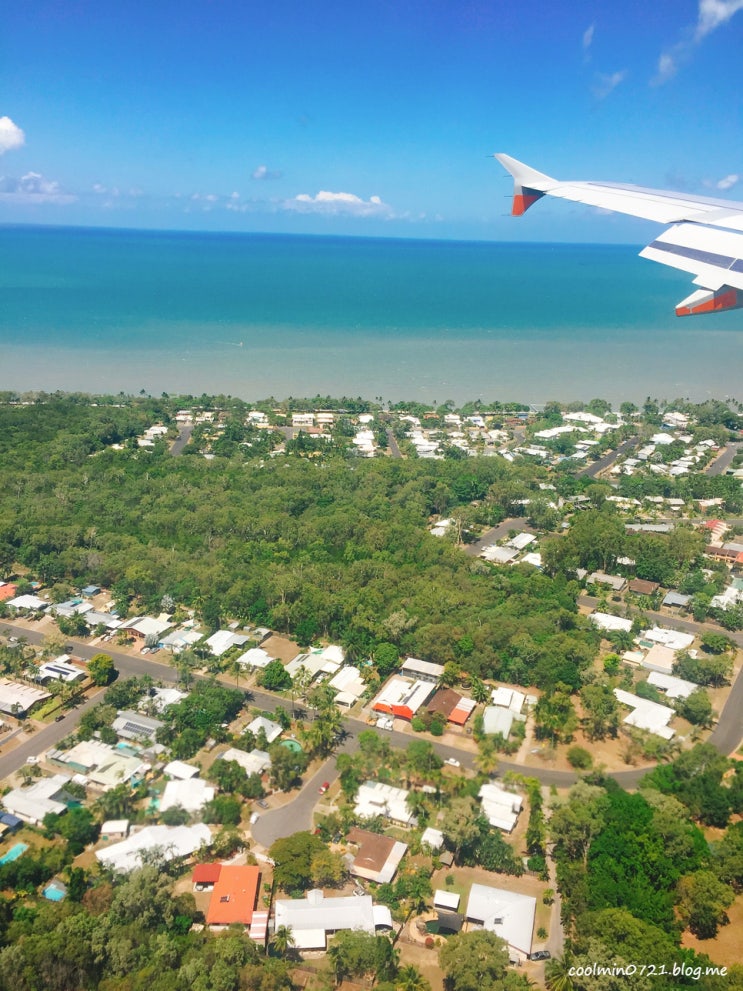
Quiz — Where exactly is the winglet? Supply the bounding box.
[494,153,554,216]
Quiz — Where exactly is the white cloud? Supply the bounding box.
[252,164,283,180]
[582,23,595,52]
[654,52,677,84]
[654,0,743,83]
[0,172,75,204]
[282,190,394,217]
[716,173,740,190]
[0,116,25,155]
[592,69,627,100]
[695,0,743,40]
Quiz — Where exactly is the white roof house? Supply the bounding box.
[355,781,415,825]
[220,748,271,776]
[587,573,626,592]
[140,687,187,713]
[112,710,163,742]
[647,672,697,699]
[100,819,130,837]
[482,706,515,739]
[1,774,71,825]
[7,594,47,611]
[507,532,536,551]
[160,778,215,814]
[400,657,445,683]
[466,884,536,962]
[421,827,445,851]
[614,689,676,739]
[0,678,51,715]
[478,782,524,833]
[490,687,526,714]
[481,546,519,564]
[236,647,274,669]
[274,890,377,950]
[247,715,283,744]
[643,627,694,652]
[285,647,343,682]
[434,889,460,911]
[96,823,212,873]
[52,740,150,790]
[590,612,633,634]
[329,665,366,701]
[164,760,200,780]
[37,657,85,682]
[161,629,203,653]
[205,630,251,657]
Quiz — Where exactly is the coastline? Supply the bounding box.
[0,327,741,405]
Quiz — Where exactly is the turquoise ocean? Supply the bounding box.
[1,225,741,404]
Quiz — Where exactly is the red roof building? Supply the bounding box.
[206,865,261,927]
[192,863,223,887]
[0,584,17,602]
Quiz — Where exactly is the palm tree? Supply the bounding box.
[271,924,295,958]
[470,677,490,705]
[545,953,575,991]
[397,965,430,991]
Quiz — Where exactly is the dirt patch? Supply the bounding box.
[680,890,743,968]
[397,939,445,991]
[262,634,302,664]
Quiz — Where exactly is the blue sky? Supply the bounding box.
[1,0,742,241]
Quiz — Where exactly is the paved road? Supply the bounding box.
[578,435,639,479]
[386,429,403,459]
[0,688,105,780]
[0,603,735,837]
[169,420,194,455]
[706,442,742,477]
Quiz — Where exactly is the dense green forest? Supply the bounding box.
[550,748,743,991]
[0,396,601,686]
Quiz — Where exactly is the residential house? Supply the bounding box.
[371,677,434,721]
[400,657,444,684]
[478,782,523,833]
[0,678,51,716]
[465,883,536,963]
[614,689,675,739]
[274,889,392,950]
[205,865,261,928]
[346,827,408,884]
[96,823,212,873]
[354,781,415,826]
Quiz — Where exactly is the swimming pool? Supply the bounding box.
[0,842,28,865]
[43,881,67,902]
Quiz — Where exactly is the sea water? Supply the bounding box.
[1,225,741,403]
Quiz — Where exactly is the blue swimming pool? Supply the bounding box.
[0,842,28,865]
[43,881,67,902]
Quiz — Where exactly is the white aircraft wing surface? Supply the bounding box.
[495,153,743,316]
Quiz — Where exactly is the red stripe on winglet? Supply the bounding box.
[676,289,739,317]
[512,193,541,216]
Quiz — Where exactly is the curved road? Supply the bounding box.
[2,612,741,842]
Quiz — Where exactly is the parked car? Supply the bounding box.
[445,757,461,767]
[55,714,65,722]
[249,812,260,825]
[529,951,551,961]
[318,781,330,794]
[26,756,39,765]
[257,800,269,809]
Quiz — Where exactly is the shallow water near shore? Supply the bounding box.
[2,225,741,403]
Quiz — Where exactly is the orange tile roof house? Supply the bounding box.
[205,865,261,927]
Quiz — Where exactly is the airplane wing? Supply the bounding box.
[494,153,743,316]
